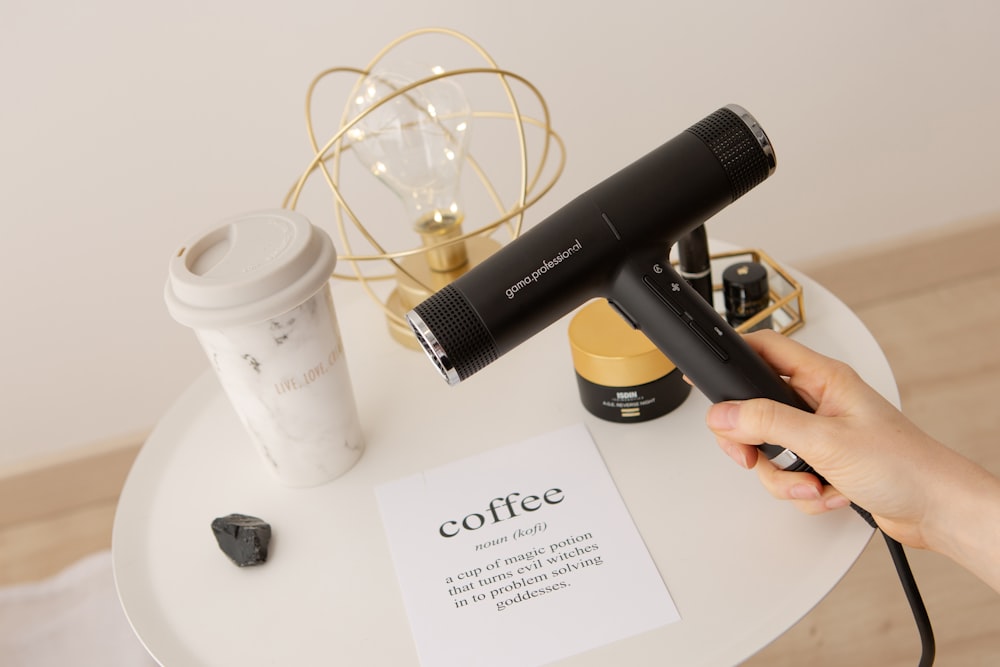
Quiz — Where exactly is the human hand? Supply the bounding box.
[704,330,954,549]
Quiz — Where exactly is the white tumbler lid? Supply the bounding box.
[165,209,337,328]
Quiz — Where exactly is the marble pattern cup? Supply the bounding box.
[165,209,364,487]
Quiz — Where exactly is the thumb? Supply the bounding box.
[707,399,830,464]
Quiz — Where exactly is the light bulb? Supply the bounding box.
[350,66,472,272]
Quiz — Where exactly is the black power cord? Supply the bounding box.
[851,503,935,666]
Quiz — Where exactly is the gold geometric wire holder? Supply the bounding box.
[704,248,806,336]
[281,27,565,337]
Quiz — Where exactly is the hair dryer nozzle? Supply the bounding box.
[407,284,497,385]
[690,104,776,199]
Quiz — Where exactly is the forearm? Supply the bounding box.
[923,450,1000,594]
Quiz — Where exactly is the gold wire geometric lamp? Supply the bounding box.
[283,28,565,348]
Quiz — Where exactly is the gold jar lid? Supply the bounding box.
[568,300,677,387]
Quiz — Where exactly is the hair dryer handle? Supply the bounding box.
[608,250,817,474]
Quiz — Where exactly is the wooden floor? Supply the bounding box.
[2,216,999,665]
[0,431,144,587]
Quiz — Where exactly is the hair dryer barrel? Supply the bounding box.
[407,104,775,385]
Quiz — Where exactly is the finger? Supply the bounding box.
[714,436,758,469]
[741,331,838,409]
[753,458,835,514]
[788,488,851,515]
[742,330,833,379]
[754,456,824,500]
[753,457,852,513]
[707,399,831,461]
[822,488,852,510]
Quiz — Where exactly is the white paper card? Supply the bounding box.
[375,423,680,667]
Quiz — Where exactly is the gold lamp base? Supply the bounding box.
[386,235,503,348]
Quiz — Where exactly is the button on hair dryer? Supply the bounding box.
[407,104,813,474]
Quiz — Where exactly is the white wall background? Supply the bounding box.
[3,1,999,466]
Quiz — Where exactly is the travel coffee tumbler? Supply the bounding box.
[165,209,364,486]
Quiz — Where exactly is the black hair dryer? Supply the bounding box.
[407,104,815,474]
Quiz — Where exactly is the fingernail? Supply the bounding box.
[790,484,822,500]
[707,402,740,431]
[737,449,753,469]
[726,445,752,469]
[825,495,851,510]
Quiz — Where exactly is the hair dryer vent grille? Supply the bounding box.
[687,107,772,200]
[409,284,498,384]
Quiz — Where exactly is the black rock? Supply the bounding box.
[211,513,271,567]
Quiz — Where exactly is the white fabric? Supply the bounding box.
[0,550,157,666]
